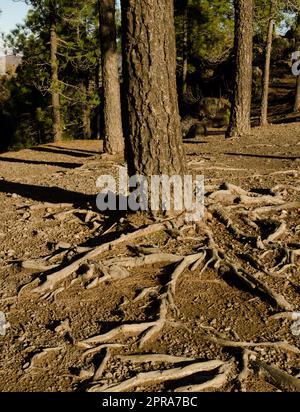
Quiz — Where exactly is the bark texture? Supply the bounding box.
[99,0,124,154]
[121,0,186,180]
[182,5,188,100]
[50,9,62,142]
[294,15,300,112]
[260,4,274,126]
[226,0,253,138]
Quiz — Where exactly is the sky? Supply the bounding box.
[0,0,30,34]
[0,0,30,54]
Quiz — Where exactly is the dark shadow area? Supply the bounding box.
[164,367,221,391]
[224,152,299,161]
[0,156,83,169]
[30,146,95,158]
[271,116,300,125]
[183,140,207,144]
[206,130,226,136]
[51,145,102,155]
[0,180,93,204]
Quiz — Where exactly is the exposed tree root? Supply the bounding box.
[21,260,59,272]
[88,360,226,392]
[93,349,111,382]
[32,220,169,294]
[203,334,300,354]
[252,360,300,392]
[269,312,300,321]
[78,323,157,349]
[265,222,287,243]
[104,253,183,268]
[81,344,124,360]
[139,253,204,347]
[117,354,195,364]
[174,361,234,392]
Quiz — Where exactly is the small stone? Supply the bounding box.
[7,249,15,257]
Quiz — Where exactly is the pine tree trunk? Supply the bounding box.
[50,10,62,142]
[295,19,300,113]
[295,73,300,113]
[94,61,101,140]
[121,0,186,204]
[226,0,253,138]
[260,7,274,126]
[99,0,124,154]
[182,6,188,100]
[82,81,91,140]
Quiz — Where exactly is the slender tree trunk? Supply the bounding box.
[121,0,186,207]
[94,60,101,140]
[182,5,188,100]
[226,0,253,138]
[295,71,300,113]
[294,15,300,113]
[99,0,124,154]
[82,80,91,140]
[260,4,274,126]
[50,9,62,142]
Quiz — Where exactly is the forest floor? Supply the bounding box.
[0,75,300,391]
[0,125,299,392]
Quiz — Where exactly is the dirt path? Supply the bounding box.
[0,126,299,392]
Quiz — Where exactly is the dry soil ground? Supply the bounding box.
[0,122,299,392]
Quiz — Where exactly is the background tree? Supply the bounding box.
[226,0,253,138]
[260,0,275,125]
[99,0,124,154]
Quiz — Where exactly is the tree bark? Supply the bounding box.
[260,4,274,126]
[294,15,300,112]
[182,5,188,100]
[121,0,186,179]
[99,0,124,154]
[82,80,92,140]
[50,8,62,142]
[295,71,300,113]
[226,0,253,138]
[121,0,186,214]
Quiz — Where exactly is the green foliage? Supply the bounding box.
[1,0,101,150]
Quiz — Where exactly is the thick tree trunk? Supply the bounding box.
[99,0,124,154]
[121,0,186,212]
[50,11,62,142]
[260,9,274,126]
[226,0,253,138]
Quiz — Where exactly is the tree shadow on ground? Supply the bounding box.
[0,180,93,204]
[30,146,95,158]
[51,145,102,155]
[0,156,83,169]
[224,152,299,161]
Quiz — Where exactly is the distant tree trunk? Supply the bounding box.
[226,0,253,138]
[99,0,124,154]
[260,3,274,126]
[50,9,62,142]
[82,81,91,139]
[295,70,300,113]
[94,60,101,140]
[182,5,188,100]
[294,15,300,112]
[121,0,186,210]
